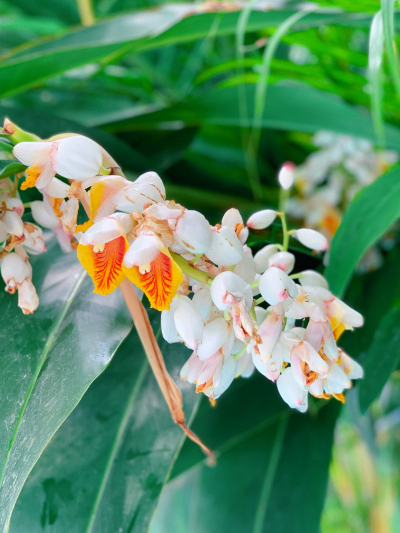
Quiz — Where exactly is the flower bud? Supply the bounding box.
[206,226,243,266]
[161,299,181,344]
[298,269,328,289]
[123,233,162,269]
[233,245,256,284]
[175,210,212,253]
[259,267,298,306]
[254,244,279,274]
[197,318,229,360]
[18,278,39,315]
[247,209,276,230]
[278,162,295,189]
[3,211,24,238]
[267,251,295,274]
[192,287,212,321]
[1,252,31,293]
[30,200,59,230]
[293,228,329,252]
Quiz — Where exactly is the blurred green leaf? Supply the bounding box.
[325,165,400,297]
[9,318,201,533]
[0,232,132,531]
[359,306,400,413]
[382,0,400,100]
[104,84,400,149]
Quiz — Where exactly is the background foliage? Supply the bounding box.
[1,0,400,531]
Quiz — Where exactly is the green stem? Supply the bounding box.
[279,211,289,251]
[76,0,95,26]
[250,280,260,289]
[250,303,256,321]
[233,344,248,360]
[23,201,31,209]
[290,273,302,280]
[189,253,202,265]
[1,119,41,144]
[255,296,265,305]
[170,252,215,286]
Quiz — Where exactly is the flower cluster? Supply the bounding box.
[7,132,364,412]
[287,131,399,242]
[0,177,46,314]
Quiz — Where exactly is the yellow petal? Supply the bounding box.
[77,235,128,295]
[21,165,42,190]
[123,247,183,311]
[330,317,346,341]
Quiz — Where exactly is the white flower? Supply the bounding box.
[197,318,229,360]
[259,266,298,306]
[206,226,244,266]
[1,251,38,314]
[278,162,295,189]
[247,209,277,230]
[221,208,248,244]
[210,271,252,311]
[174,210,212,253]
[277,367,308,412]
[174,295,204,350]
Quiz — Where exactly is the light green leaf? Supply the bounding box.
[0,232,132,532]
[382,0,400,100]
[359,306,400,413]
[325,165,400,297]
[9,316,201,532]
[104,84,400,149]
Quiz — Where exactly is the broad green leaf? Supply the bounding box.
[152,397,340,533]
[325,165,400,297]
[359,306,400,413]
[0,107,149,173]
[0,232,132,532]
[0,10,380,100]
[9,317,201,532]
[104,84,400,149]
[0,160,26,178]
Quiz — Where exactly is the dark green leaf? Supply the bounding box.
[0,232,132,531]
[153,396,340,533]
[9,317,200,533]
[325,165,400,297]
[359,306,400,413]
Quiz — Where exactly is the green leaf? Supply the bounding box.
[382,0,400,100]
[104,84,400,149]
[325,165,400,297]
[0,232,132,531]
[0,10,380,100]
[359,306,400,413]
[152,394,340,533]
[0,160,26,178]
[0,106,149,173]
[8,316,201,533]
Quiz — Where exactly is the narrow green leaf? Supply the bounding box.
[104,84,400,149]
[0,10,384,100]
[382,0,400,100]
[325,165,400,297]
[9,319,201,533]
[0,160,26,178]
[368,11,385,147]
[152,399,340,533]
[0,233,132,531]
[359,306,400,413]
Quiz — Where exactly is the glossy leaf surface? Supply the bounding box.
[0,233,132,532]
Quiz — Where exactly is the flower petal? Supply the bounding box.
[77,235,128,295]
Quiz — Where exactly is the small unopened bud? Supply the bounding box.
[278,162,295,190]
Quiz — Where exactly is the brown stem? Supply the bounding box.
[77,182,213,458]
